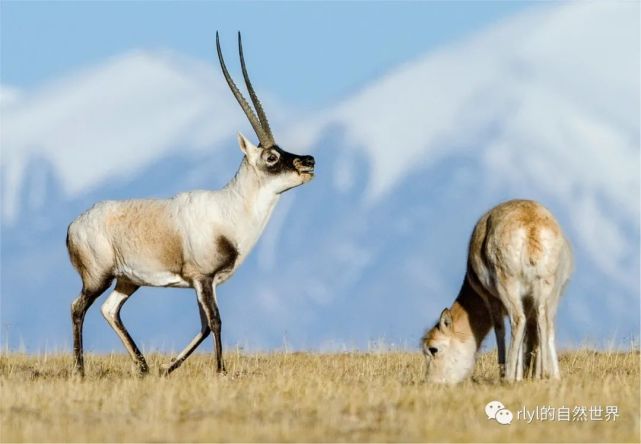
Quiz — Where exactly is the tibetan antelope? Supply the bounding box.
[421,200,572,383]
[67,33,315,376]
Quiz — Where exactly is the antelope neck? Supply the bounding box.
[449,279,494,350]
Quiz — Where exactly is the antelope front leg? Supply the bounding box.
[489,298,506,378]
[161,304,210,376]
[195,278,226,374]
[495,323,506,378]
[476,287,506,379]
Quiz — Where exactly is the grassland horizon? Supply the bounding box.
[1,348,639,442]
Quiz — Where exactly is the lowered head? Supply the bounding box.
[421,308,476,384]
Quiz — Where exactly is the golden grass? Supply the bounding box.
[0,349,638,442]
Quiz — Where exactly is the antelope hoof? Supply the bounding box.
[501,375,516,384]
[135,364,150,378]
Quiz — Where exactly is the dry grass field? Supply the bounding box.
[0,349,639,442]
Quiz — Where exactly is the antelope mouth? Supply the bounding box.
[297,166,315,177]
[293,156,315,179]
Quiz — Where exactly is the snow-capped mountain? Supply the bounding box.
[1,2,638,352]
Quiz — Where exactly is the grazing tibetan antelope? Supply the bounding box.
[422,200,572,383]
[67,32,315,376]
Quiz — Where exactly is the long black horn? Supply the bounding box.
[216,32,270,147]
[238,32,275,147]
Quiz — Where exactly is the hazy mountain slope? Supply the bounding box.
[288,0,639,292]
[1,2,638,352]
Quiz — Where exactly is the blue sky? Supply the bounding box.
[1,1,638,352]
[1,1,533,108]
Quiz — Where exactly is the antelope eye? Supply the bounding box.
[266,153,278,163]
[428,347,438,356]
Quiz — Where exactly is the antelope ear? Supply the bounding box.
[237,132,259,159]
[439,308,453,331]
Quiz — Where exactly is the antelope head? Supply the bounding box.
[217,32,315,194]
[421,308,476,384]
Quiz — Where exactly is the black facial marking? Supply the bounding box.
[265,152,279,164]
[299,155,315,168]
[264,145,297,174]
[259,144,315,176]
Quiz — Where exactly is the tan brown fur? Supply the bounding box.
[422,281,492,348]
[449,282,494,346]
[66,231,111,293]
[106,201,184,274]
[472,199,561,268]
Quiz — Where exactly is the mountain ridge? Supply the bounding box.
[1,2,638,351]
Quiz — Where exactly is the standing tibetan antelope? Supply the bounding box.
[67,33,315,376]
[421,200,572,383]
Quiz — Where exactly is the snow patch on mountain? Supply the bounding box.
[1,50,283,223]
[290,2,638,205]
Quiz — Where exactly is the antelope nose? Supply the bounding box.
[301,156,315,168]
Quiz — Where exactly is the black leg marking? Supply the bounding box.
[112,309,149,375]
[161,304,210,376]
[196,278,226,374]
[71,280,111,376]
